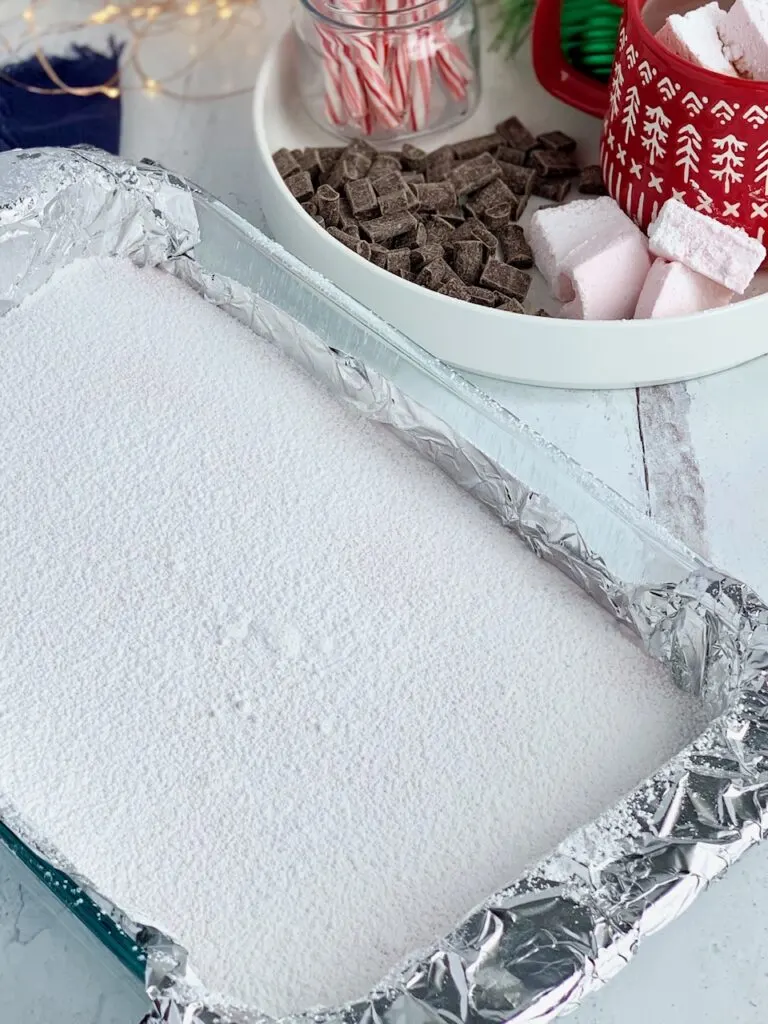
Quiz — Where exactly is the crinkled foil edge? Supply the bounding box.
[1,146,767,1024]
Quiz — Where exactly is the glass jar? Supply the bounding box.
[292,0,481,144]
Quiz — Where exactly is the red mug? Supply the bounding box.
[605,0,768,239]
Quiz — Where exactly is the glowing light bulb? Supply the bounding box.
[144,77,159,94]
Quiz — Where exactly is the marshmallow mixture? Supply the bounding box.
[0,257,704,1016]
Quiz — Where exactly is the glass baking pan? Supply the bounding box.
[1,147,766,1024]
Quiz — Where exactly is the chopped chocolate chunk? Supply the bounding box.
[502,164,536,197]
[533,177,571,202]
[338,196,359,232]
[273,147,300,179]
[319,146,344,167]
[369,245,388,268]
[535,308,551,316]
[426,145,454,182]
[378,191,411,216]
[536,130,577,153]
[449,153,503,197]
[423,216,455,246]
[578,165,607,195]
[372,170,406,196]
[465,285,499,307]
[530,149,579,178]
[451,217,497,252]
[386,249,412,277]
[402,171,426,186]
[344,223,361,239]
[326,153,370,190]
[438,278,472,302]
[361,210,418,244]
[497,298,526,313]
[442,205,466,225]
[481,203,512,233]
[452,133,503,161]
[411,243,445,272]
[344,178,378,218]
[369,155,402,179]
[285,171,314,202]
[413,181,458,214]
[497,224,533,269]
[480,259,531,302]
[415,258,451,290]
[291,148,303,160]
[346,138,377,159]
[315,184,341,227]
[510,193,530,221]
[297,148,323,184]
[301,200,318,217]
[400,221,427,249]
[466,177,514,216]
[401,143,428,172]
[327,226,369,257]
[452,240,485,285]
[494,144,527,166]
[495,116,536,152]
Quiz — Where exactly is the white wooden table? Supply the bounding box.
[4,1,768,1020]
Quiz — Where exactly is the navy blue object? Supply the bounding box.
[0,41,123,154]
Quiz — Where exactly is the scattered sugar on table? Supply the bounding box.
[0,258,706,1017]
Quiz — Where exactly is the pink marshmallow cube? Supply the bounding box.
[656,3,737,76]
[647,199,765,293]
[557,231,652,320]
[719,0,768,79]
[527,197,641,299]
[634,258,733,318]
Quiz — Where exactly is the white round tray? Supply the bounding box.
[252,31,768,389]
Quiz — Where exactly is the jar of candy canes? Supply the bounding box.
[292,0,480,142]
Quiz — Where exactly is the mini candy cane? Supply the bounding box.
[313,0,474,137]
[409,34,433,132]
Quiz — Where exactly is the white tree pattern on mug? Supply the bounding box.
[675,124,702,184]
[622,85,640,144]
[711,135,747,193]
[755,140,768,196]
[609,62,624,122]
[641,105,671,164]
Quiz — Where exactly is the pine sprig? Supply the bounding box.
[483,0,537,55]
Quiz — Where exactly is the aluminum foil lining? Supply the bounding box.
[1,145,767,1024]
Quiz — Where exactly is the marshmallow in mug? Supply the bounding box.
[656,0,768,81]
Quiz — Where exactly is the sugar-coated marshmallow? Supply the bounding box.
[558,232,652,320]
[719,0,768,79]
[634,259,733,318]
[527,197,641,299]
[656,3,737,76]
[648,199,765,293]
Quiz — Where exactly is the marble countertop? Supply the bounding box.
[4,0,768,1020]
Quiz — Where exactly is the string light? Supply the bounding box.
[1,0,262,100]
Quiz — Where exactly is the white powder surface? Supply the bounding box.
[0,258,704,1017]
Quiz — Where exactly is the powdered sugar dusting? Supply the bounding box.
[0,258,705,1016]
